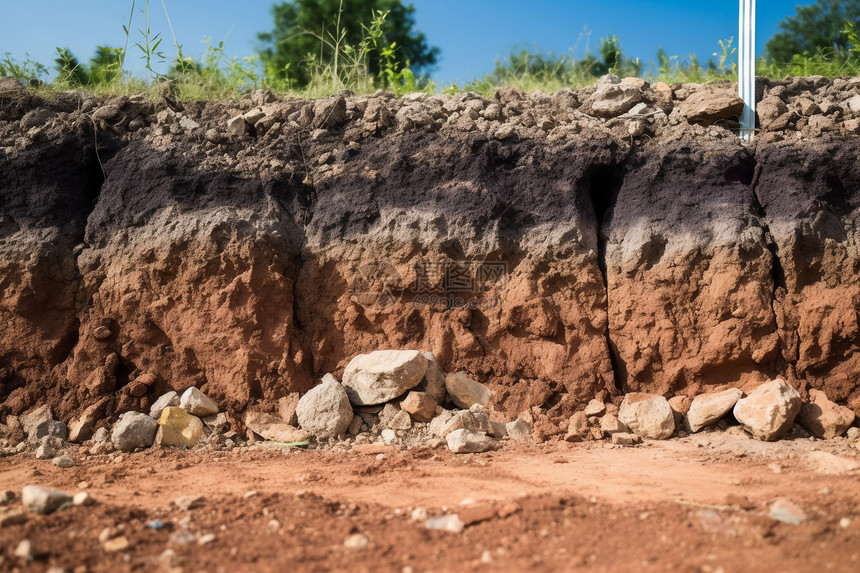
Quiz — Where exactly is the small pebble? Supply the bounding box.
[103,535,129,552]
[52,456,75,468]
[174,495,205,511]
[14,539,33,559]
[840,517,851,529]
[425,514,464,533]
[343,533,369,549]
[198,533,216,545]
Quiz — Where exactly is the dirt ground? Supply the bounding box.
[1,430,858,572]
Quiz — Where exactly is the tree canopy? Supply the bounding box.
[765,0,860,63]
[257,0,439,87]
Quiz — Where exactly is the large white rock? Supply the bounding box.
[445,429,497,454]
[179,387,219,416]
[733,379,801,441]
[22,485,72,514]
[618,393,675,440]
[444,372,492,409]
[798,389,855,439]
[296,375,354,438]
[686,388,743,432]
[111,411,158,451]
[342,350,428,406]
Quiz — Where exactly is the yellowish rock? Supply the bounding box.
[103,535,130,552]
[157,407,204,447]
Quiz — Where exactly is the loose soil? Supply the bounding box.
[1,433,858,572]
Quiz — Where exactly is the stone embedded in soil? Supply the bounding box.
[445,372,492,409]
[564,412,589,442]
[14,539,33,560]
[381,428,397,445]
[428,409,454,437]
[20,405,52,440]
[244,411,306,441]
[34,443,57,460]
[679,89,745,125]
[149,391,180,419]
[174,495,205,511]
[611,432,642,446]
[440,410,490,438]
[400,391,438,422]
[413,352,448,405]
[446,429,498,453]
[34,420,67,441]
[226,115,246,137]
[343,533,369,549]
[21,485,72,514]
[202,412,228,431]
[342,350,428,406]
[599,413,629,437]
[668,396,691,427]
[103,535,130,552]
[277,393,301,426]
[347,415,363,435]
[111,411,158,452]
[584,400,606,417]
[733,379,801,442]
[388,410,412,431]
[312,95,347,129]
[589,77,643,118]
[505,419,533,442]
[488,421,508,438]
[157,407,205,448]
[296,374,353,439]
[52,455,75,468]
[686,388,743,432]
[798,389,855,439]
[769,499,806,525]
[618,393,675,440]
[179,387,219,417]
[68,417,94,443]
[425,514,465,533]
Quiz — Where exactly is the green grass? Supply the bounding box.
[2,2,860,101]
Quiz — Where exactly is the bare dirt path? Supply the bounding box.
[1,433,858,572]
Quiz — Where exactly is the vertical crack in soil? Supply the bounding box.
[748,158,796,376]
[588,164,625,393]
[63,130,121,365]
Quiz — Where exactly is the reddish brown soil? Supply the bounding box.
[2,436,858,572]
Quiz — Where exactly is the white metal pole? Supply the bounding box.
[739,0,756,140]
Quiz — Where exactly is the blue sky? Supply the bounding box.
[0,1,808,84]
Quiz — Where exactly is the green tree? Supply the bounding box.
[765,0,860,63]
[257,0,439,87]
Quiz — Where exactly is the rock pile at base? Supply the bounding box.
[1,367,857,460]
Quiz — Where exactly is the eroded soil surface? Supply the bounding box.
[1,434,859,572]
